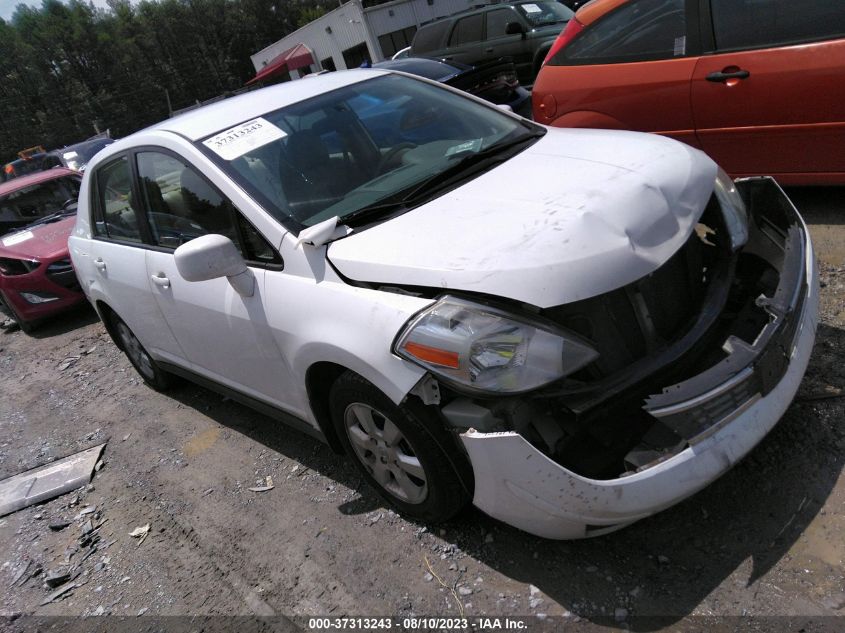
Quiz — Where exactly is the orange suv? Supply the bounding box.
[532,0,845,185]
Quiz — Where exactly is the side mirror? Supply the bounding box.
[174,234,254,297]
[505,21,526,36]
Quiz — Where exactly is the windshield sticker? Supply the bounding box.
[2,230,34,247]
[445,139,483,157]
[521,3,542,13]
[203,118,287,161]
[62,151,79,160]
[673,35,686,56]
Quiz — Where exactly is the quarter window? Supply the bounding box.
[449,14,483,46]
[556,0,687,65]
[710,0,845,51]
[94,157,142,243]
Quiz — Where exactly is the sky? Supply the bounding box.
[1,0,114,21]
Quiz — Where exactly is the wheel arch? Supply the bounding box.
[93,300,125,351]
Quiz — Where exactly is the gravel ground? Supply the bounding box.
[0,186,843,631]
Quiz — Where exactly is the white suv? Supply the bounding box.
[69,70,817,539]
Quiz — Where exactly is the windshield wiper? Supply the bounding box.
[23,207,77,229]
[343,131,544,226]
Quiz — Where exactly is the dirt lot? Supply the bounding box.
[1,187,844,631]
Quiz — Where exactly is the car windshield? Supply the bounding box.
[0,177,81,225]
[516,1,573,26]
[198,74,541,229]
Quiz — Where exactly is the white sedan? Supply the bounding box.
[69,69,817,539]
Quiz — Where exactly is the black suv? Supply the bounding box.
[409,1,573,85]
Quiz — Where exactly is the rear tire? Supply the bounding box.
[330,371,470,523]
[111,315,172,391]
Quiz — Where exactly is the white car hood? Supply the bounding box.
[327,127,717,308]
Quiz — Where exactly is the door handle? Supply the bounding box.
[151,274,170,288]
[94,258,106,271]
[706,69,750,82]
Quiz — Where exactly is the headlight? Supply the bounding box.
[394,296,599,394]
[714,168,748,251]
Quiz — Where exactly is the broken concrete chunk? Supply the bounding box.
[129,524,150,546]
[248,476,274,492]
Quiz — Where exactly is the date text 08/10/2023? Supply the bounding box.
[307,618,529,630]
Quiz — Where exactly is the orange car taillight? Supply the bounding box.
[543,18,584,66]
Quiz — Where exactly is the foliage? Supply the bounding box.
[0,0,319,158]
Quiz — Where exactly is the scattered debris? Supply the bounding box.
[94,460,105,472]
[39,579,84,606]
[45,567,73,588]
[8,561,31,588]
[458,586,473,596]
[122,433,131,442]
[423,555,465,618]
[0,444,106,517]
[57,357,80,371]
[129,524,151,546]
[248,476,274,493]
[48,521,71,532]
[201,488,214,496]
[529,585,543,609]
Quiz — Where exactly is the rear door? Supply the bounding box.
[442,13,485,65]
[85,154,186,364]
[542,0,700,147]
[691,0,845,180]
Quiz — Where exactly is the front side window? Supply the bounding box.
[135,151,279,265]
[449,14,483,46]
[710,0,845,51]
[93,157,142,243]
[555,0,686,65]
[485,9,519,40]
[199,74,541,230]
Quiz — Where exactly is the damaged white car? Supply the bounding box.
[69,70,818,538]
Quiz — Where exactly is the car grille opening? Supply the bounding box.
[46,258,81,291]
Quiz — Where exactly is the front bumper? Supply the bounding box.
[459,177,819,539]
[0,258,85,325]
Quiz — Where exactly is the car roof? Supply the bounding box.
[139,69,390,143]
[0,167,79,197]
[576,0,629,26]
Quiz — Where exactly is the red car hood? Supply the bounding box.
[0,216,75,260]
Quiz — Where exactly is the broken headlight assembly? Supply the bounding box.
[714,168,748,251]
[394,296,599,394]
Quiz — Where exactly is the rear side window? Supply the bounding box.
[93,157,143,243]
[449,14,483,46]
[412,21,450,53]
[710,0,845,51]
[554,0,687,65]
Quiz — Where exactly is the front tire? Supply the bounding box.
[330,372,470,523]
[111,315,172,391]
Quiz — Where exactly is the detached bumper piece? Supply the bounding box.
[460,177,818,539]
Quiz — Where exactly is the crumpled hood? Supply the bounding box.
[328,127,717,308]
[0,216,75,260]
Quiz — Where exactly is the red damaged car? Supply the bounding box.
[0,211,86,333]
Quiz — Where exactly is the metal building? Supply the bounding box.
[248,0,491,82]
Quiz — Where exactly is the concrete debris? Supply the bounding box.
[458,586,473,596]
